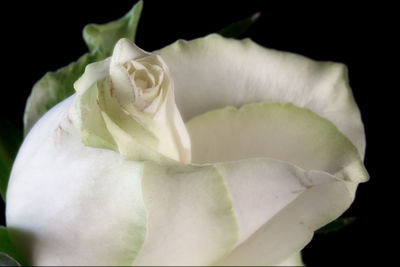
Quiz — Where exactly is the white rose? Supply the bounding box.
[6,34,368,266]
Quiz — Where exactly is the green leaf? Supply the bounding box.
[219,12,260,38]
[23,1,144,135]
[23,52,101,136]
[0,227,26,266]
[315,217,356,234]
[83,0,143,57]
[0,121,22,201]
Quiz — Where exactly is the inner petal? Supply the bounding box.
[132,69,155,89]
[146,64,164,88]
[185,102,367,182]
[125,60,146,74]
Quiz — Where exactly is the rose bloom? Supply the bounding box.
[6,34,368,266]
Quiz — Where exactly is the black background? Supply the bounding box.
[0,1,393,266]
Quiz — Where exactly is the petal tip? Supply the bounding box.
[111,38,148,66]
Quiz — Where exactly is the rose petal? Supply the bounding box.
[151,83,191,163]
[214,159,356,265]
[111,38,149,66]
[157,34,366,158]
[73,58,111,96]
[70,81,117,150]
[277,252,304,266]
[97,77,191,163]
[100,108,171,163]
[6,97,147,266]
[132,156,356,266]
[186,102,368,182]
[132,162,239,266]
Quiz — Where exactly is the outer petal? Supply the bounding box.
[276,252,304,266]
[186,102,368,182]
[150,81,191,163]
[70,82,117,151]
[214,159,356,266]
[6,97,147,266]
[157,34,366,158]
[133,162,239,266]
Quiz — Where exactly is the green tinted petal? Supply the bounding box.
[133,162,239,266]
[70,81,117,151]
[96,76,178,164]
[73,58,111,95]
[186,102,368,183]
[100,110,170,163]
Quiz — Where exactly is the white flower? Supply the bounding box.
[6,34,368,266]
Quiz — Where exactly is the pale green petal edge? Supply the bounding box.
[186,102,368,183]
[74,58,111,96]
[70,82,117,151]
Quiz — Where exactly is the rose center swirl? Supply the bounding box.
[123,58,164,111]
